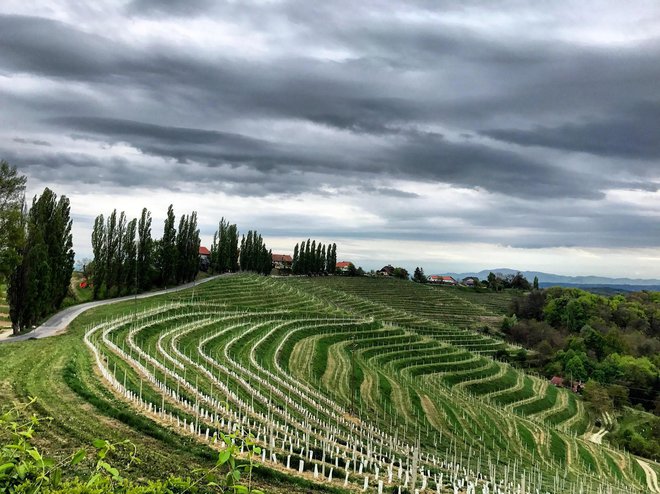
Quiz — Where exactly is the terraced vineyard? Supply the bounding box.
[78,274,659,493]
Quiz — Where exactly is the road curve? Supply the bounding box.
[0,275,222,343]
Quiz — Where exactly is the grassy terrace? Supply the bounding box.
[0,274,657,493]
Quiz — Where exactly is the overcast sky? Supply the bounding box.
[2,1,660,277]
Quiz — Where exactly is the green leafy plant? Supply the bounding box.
[1,397,84,492]
[185,431,263,494]
[1,399,265,493]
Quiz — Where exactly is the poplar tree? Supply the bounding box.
[112,211,126,296]
[315,242,322,273]
[310,240,316,274]
[292,243,299,273]
[91,214,105,298]
[104,210,118,294]
[137,208,152,291]
[175,214,189,284]
[159,204,177,287]
[0,161,26,284]
[8,188,74,332]
[321,244,326,273]
[210,217,239,274]
[239,230,271,275]
[184,211,200,282]
[328,243,337,273]
[304,239,311,273]
[227,224,239,272]
[122,218,137,294]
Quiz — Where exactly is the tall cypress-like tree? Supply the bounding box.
[175,213,189,284]
[239,234,246,269]
[0,161,26,284]
[315,242,322,273]
[104,210,118,293]
[48,193,75,307]
[321,244,326,273]
[292,243,299,273]
[8,188,74,332]
[185,211,200,282]
[91,214,105,299]
[122,218,137,294]
[159,204,177,287]
[210,230,219,273]
[112,211,127,296]
[310,240,316,274]
[218,217,229,273]
[239,230,271,275]
[304,239,311,273]
[329,243,337,273]
[137,208,152,291]
[227,224,239,272]
[211,217,237,274]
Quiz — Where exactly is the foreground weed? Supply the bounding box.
[0,399,264,493]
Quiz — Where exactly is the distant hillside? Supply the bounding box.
[445,268,660,288]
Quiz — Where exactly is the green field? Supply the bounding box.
[0,275,658,493]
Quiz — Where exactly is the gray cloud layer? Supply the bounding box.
[1,2,660,250]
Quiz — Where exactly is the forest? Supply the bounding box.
[506,286,660,458]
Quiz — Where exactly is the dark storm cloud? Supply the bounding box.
[484,102,660,160]
[0,15,116,79]
[13,138,51,147]
[2,3,660,251]
[46,116,604,200]
[384,131,604,199]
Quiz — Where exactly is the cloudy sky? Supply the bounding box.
[1,1,660,277]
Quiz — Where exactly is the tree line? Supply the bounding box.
[90,207,278,295]
[90,205,200,298]
[0,162,75,333]
[291,240,337,275]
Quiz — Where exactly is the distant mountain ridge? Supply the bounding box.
[444,268,660,286]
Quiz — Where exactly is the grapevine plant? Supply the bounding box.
[0,399,263,494]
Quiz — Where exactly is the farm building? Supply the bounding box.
[199,246,211,260]
[198,246,211,272]
[428,275,457,285]
[462,277,479,287]
[377,265,395,276]
[336,261,353,273]
[550,376,564,387]
[272,254,293,269]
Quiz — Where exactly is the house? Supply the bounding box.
[377,265,395,276]
[199,246,211,272]
[550,376,564,387]
[550,375,583,393]
[336,261,353,273]
[462,277,478,287]
[272,254,293,270]
[428,275,457,285]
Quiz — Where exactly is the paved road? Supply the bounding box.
[0,275,221,343]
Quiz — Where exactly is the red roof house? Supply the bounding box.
[428,275,457,285]
[336,261,352,272]
[272,254,293,269]
[199,246,211,257]
[550,376,564,387]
